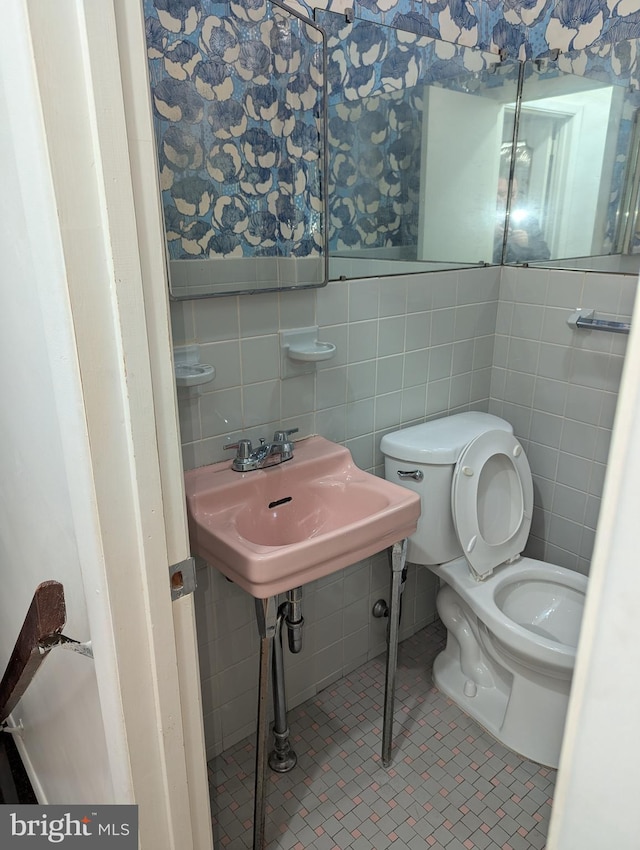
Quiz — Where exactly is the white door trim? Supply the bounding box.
[25,0,212,846]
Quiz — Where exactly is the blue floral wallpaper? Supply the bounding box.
[319,11,517,255]
[320,9,640,257]
[144,0,640,268]
[320,0,640,60]
[144,0,325,262]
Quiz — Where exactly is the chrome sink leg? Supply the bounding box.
[253,596,277,850]
[382,539,408,768]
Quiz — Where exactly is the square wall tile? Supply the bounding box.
[349,320,378,362]
[238,292,280,336]
[200,340,241,389]
[452,339,475,375]
[281,374,315,418]
[278,288,316,328]
[473,335,495,370]
[429,344,453,381]
[242,380,280,427]
[378,316,406,356]
[346,433,375,470]
[379,278,407,316]
[432,271,458,308]
[401,385,427,422]
[193,296,239,342]
[349,279,379,321]
[374,391,403,431]
[532,376,566,416]
[317,282,349,327]
[530,410,563,449]
[544,270,584,308]
[346,398,375,439]
[512,266,549,304]
[376,355,404,395]
[552,482,587,523]
[347,360,377,401]
[430,308,456,345]
[403,348,429,387]
[449,372,472,409]
[316,366,347,410]
[470,367,492,404]
[240,335,280,384]
[200,387,243,439]
[405,311,431,351]
[511,303,544,340]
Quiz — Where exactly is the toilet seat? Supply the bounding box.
[451,429,533,580]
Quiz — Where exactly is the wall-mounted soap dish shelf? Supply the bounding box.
[173,344,215,394]
[280,327,336,377]
[175,363,215,386]
[287,340,336,362]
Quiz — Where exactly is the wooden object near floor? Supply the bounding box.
[0,581,67,724]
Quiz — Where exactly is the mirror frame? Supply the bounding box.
[145,0,330,300]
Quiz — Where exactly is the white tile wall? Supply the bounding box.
[173,267,501,757]
[490,266,636,573]
[171,267,501,475]
[193,554,439,760]
[173,263,636,758]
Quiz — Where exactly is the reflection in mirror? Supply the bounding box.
[318,12,520,281]
[509,45,640,274]
[144,0,327,298]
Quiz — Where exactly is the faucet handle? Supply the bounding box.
[224,438,252,459]
[272,428,298,443]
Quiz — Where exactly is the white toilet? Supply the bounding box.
[381,412,587,768]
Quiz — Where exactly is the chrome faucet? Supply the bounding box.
[225,428,298,472]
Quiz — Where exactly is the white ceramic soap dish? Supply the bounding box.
[173,344,215,393]
[280,327,337,377]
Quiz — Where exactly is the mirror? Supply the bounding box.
[144,0,328,298]
[145,0,640,294]
[504,44,640,274]
[318,11,520,281]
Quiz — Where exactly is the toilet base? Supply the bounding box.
[433,650,567,768]
[433,585,573,769]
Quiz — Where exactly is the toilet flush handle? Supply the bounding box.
[397,469,424,482]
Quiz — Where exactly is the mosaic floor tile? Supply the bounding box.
[208,620,556,849]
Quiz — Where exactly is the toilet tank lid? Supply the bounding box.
[380,412,513,465]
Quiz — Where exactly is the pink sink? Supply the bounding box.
[184,436,421,598]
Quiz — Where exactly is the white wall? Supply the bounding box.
[418,87,503,263]
[172,269,500,474]
[547,270,640,848]
[491,265,635,571]
[0,3,116,803]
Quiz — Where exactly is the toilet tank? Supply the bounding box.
[381,413,512,566]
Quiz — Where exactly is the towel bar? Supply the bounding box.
[567,309,631,335]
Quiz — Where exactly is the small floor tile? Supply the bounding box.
[208,621,555,849]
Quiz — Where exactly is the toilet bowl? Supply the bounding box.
[381,412,587,768]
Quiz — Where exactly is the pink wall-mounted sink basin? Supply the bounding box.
[184,436,421,598]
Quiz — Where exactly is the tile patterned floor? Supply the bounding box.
[208,621,556,849]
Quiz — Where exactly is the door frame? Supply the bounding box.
[24,0,212,847]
